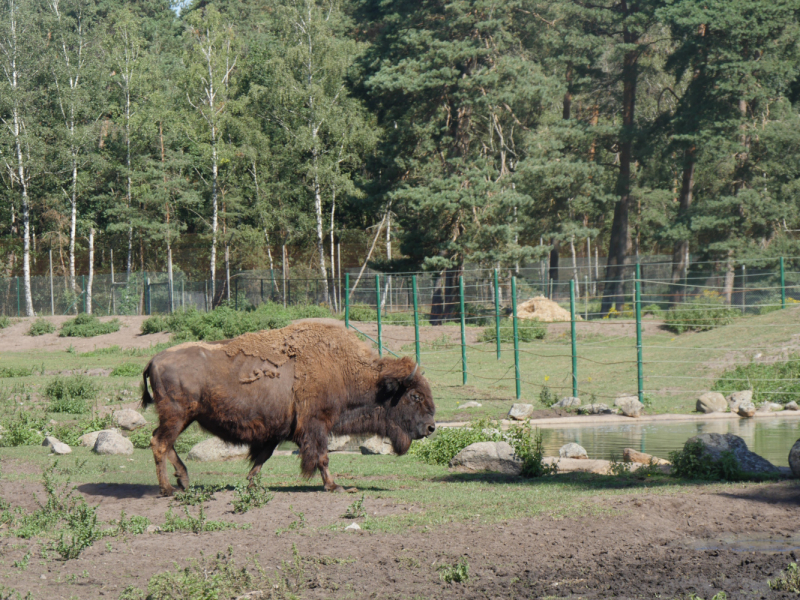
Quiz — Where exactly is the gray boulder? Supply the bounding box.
[508,403,535,420]
[359,435,394,455]
[696,392,727,414]
[559,442,588,459]
[186,437,249,461]
[113,409,147,431]
[789,440,800,478]
[449,441,522,475]
[616,396,643,418]
[94,430,134,456]
[685,433,779,474]
[737,402,756,418]
[757,402,784,412]
[459,401,482,409]
[726,390,753,413]
[554,397,581,409]
[42,436,71,455]
[79,428,120,448]
[327,434,351,452]
[577,403,612,415]
[785,401,799,411]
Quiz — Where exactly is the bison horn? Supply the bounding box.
[405,363,419,383]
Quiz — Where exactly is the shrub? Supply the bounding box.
[0,316,10,329]
[348,304,376,322]
[480,319,546,343]
[232,476,273,513]
[0,410,47,447]
[128,427,154,450]
[506,423,558,478]
[539,385,556,407]
[110,362,143,377]
[769,563,800,593]
[668,440,744,481]
[439,558,469,583]
[60,314,121,337]
[140,315,168,334]
[28,318,56,336]
[663,291,739,334]
[408,422,502,465]
[49,413,113,447]
[45,374,99,403]
[47,396,90,414]
[713,356,800,404]
[0,366,34,378]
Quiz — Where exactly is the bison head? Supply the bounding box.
[376,357,436,455]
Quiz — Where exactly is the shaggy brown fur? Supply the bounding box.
[141,321,436,496]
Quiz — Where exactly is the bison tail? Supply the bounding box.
[141,361,155,409]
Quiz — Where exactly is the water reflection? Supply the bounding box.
[538,417,800,466]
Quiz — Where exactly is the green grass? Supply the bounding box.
[110,362,144,377]
[479,319,546,343]
[712,355,800,404]
[60,314,121,337]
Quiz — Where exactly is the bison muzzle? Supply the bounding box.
[141,320,436,496]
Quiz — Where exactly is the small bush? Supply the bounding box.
[439,558,469,583]
[232,476,273,513]
[348,304,376,322]
[128,427,154,450]
[115,511,151,536]
[408,422,502,465]
[55,499,104,560]
[663,291,739,334]
[49,413,114,447]
[0,315,11,329]
[161,506,239,533]
[47,396,89,414]
[539,385,556,407]
[110,362,143,377]
[60,314,121,337]
[0,366,34,378]
[769,563,800,593]
[507,423,558,478]
[28,318,56,336]
[140,315,168,334]
[0,410,47,447]
[173,483,226,507]
[480,319,546,343]
[668,440,744,481]
[712,356,800,404]
[341,494,366,519]
[45,374,99,411]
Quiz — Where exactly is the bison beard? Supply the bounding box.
[141,321,435,496]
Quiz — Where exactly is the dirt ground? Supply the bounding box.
[1,472,799,599]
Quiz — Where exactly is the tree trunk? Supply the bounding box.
[86,227,94,315]
[723,249,735,305]
[601,41,638,313]
[570,236,580,298]
[671,147,696,301]
[312,149,329,304]
[282,243,288,308]
[549,240,560,283]
[69,160,77,297]
[210,138,218,305]
[329,186,338,312]
[225,237,230,303]
[380,213,391,311]
[430,267,462,325]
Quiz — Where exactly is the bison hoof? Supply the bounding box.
[160,487,174,497]
[327,485,346,493]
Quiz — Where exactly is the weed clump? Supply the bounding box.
[110,362,143,377]
[45,374,99,414]
[341,494,366,519]
[28,318,56,336]
[480,319,546,343]
[161,506,240,533]
[0,410,47,447]
[60,314,121,337]
[507,423,558,478]
[0,315,10,329]
[232,475,273,513]
[439,558,469,583]
[140,315,168,334]
[0,366,35,378]
[663,291,738,334]
[173,484,226,507]
[668,440,744,481]
[539,384,556,407]
[769,562,800,593]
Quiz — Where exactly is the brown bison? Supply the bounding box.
[141,320,436,496]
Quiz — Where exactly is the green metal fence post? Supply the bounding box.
[16,276,20,317]
[459,275,467,385]
[375,274,382,357]
[493,268,501,360]
[512,276,521,400]
[569,279,578,398]
[412,275,420,365]
[345,273,350,328]
[635,263,644,403]
[780,257,786,309]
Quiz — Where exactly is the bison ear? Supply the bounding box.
[377,358,416,400]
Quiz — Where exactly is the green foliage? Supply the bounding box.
[0,366,34,378]
[161,506,240,533]
[0,315,10,329]
[539,385,556,408]
[480,319,546,343]
[348,304,376,322]
[60,314,121,338]
[0,410,47,447]
[49,414,114,447]
[81,343,174,357]
[110,362,144,377]
[173,484,226,507]
[712,356,800,404]
[341,494,366,519]
[115,511,151,536]
[232,476,273,513]
[54,499,104,560]
[769,563,800,593]
[668,441,744,481]
[127,427,154,450]
[27,319,56,336]
[438,558,469,583]
[140,315,168,334]
[408,421,502,466]
[507,423,558,478]
[44,374,99,413]
[663,293,739,334]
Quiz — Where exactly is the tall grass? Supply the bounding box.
[712,355,800,404]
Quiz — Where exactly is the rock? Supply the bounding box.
[737,402,756,418]
[684,433,779,473]
[42,436,71,455]
[554,397,581,408]
[616,396,643,418]
[623,448,669,465]
[508,403,535,420]
[696,392,727,414]
[78,429,119,448]
[459,401,482,409]
[789,440,800,478]
[359,436,394,455]
[785,401,799,411]
[93,430,134,456]
[186,437,249,461]
[235,593,264,600]
[112,409,148,431]
[327,434,351,452]
[577,403,612,415]
[146,525,162,534]
[726,390,753,413]
[344,523,361,531]
[559,443,587,459]
[449,442,522,475]
[543,457,611,474]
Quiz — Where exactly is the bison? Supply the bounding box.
[141,320,436,496]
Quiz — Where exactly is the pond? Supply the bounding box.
[537,415,800,466]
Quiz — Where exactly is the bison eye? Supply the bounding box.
[409,393,422,403]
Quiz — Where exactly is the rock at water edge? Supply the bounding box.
[578,403,612,415]
[186,437,249,461]
[696,392,727,414]
[623,448,669,465]
[785,401,799,411]
[508,404,534,420]
[450,442,522,476]
[616,396,643,418]
[685,433,779,473]
[359,436,394,455]
[726,391,753,413]
[559,443,588,459]
[113,409,148,431]
[554,397,581,409]
[94,430,134,456]
[42,436,71,455]
[789,440,800,478]
[737,402,756,418]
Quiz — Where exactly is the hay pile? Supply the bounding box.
[517,296,582,322]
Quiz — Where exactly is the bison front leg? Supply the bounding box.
[297,421,354,493]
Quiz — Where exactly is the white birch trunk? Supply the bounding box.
[225,237,230,303]
[282,243,288,308]
[570,236,580,298]
[312,149,329,304]
[86,227,94,314]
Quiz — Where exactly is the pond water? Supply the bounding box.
[537,416,800,467]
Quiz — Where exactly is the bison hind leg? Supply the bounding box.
[246,441,279,485]
[167,447,190,490]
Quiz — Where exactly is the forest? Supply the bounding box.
[2,0,800,315]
